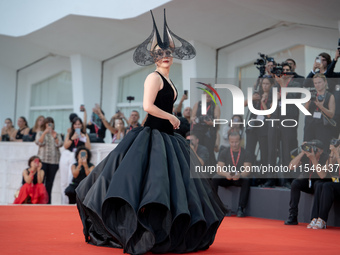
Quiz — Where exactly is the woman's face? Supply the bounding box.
[4,119,12,128]
[17,118,26,128]
[115,119,124,130]
[261,78,272,93]
[153,46,173,68]
[38,117,45,127]
[313,77,327,92]
[73,120,82,130]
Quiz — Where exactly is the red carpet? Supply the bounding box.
[0,205,339,255]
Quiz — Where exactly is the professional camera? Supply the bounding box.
[309,88,325,102]
[253,52,274,77]
[271,64,283,77]
[301,143,318,153]
[194,115,213,125]
[330,139,340,147]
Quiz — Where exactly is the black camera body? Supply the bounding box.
[301,143,318,153]
[331,139,340,147]
[195,115,212,125]
[271,65,283,77]
[310,89,325,102]
[253,52,274,77]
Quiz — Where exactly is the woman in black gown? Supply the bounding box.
[76,9,226,255]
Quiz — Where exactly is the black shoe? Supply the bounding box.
[284,215,298,225]
[237,207,245,217]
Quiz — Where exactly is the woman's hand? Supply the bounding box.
[169,115,180,129]
[71,132,79,140]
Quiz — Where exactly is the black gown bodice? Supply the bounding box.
[144,71,178,135]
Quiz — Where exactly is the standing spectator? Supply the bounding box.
[285,58,305,87]
[191,88,221,166]
[11,116,30,142]
[303,74,336,152]
[265,62,301,188]
[85,105,107,143]
[284,140,329,225]
[35,117,63,204]
[212,131,252,217]
[14,156,48,204]
[94,106,126,143]
[60,117,91,204]
[285,58,305,79]
[245,77,273,167]
[303,53,335,92]
[174,93,188,117]
[175,106,191,138]
[0,118,17,141]
[26,115,45,142]
[65,147,94,204]
[125,110,141,134]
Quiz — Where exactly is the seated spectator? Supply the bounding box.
[65,146,94,204]
[11,116,30,142]
[14,156,48,204]
[212,131,252,217]
[60,117,91,204]
[303,74,336,152]
[95,107,126,143]
[36,117,63,204]
[220,115,244,149]
[85,105,107,143]
[175,106,191,138]
[284,140,329,225]
[307,139,340,229]
[186,132,209,166]
[26,115,44,142]
[0,118,17,141]
[125,110,141,134]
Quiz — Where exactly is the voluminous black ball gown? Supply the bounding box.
[75,73,226,254]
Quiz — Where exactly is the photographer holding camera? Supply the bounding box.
[284,140,329,225]
[303,74,336,152]
[191,88,221,165]
[265,62,301,188]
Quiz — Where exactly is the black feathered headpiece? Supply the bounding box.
[133,9,196,66]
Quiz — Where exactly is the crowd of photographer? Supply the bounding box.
[3,48,340,228]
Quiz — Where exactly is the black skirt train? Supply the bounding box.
[76,126,226,254]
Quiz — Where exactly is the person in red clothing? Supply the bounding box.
[14,156,48,204]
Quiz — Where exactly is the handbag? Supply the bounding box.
[322,112,337,127]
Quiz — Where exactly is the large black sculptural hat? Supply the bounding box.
[133,9,196,66]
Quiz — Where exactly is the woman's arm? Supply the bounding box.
[84,134,91,150]
[37,163,44,184]
[98,112,117,135]
[63,133,73,149]
[23,169,33,184]
[71,163,81,179]
[143,72,179,128]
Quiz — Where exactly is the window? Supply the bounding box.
[29,71,73,135]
